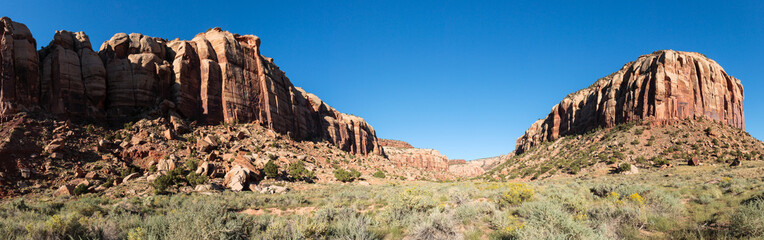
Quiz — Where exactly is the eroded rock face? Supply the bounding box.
[39,30,106,118]
[516,50,745,154]
[98,33,173,119]
[382,140,449,172]
[447,155,507,177]
[0,19,383,156]
[0,17,39,115]
[379,139,414,148]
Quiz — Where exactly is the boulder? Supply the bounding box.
[195,161,214,176]
[54,185,74,197]
[122,172,140,182]
[157,155,177,172]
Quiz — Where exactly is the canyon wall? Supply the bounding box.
[380,139,449,172]
[0,17,381,155]
[516,50,745,154]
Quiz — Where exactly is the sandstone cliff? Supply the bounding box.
[0,17,382,155]
[447,155,507,177]
[380,139,449,172]
[379,139,414,148]
[516,50,745,154]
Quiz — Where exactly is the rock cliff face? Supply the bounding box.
[0,17,382,155]
[380,139,449,172]
[447,155,507,177]
[38,30,106,118]
[1,17,39,115]
[379,139,414,148]
[516,50,745,154]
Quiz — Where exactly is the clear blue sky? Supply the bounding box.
[5,0,763,160]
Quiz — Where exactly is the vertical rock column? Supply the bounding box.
[0,17,39,115]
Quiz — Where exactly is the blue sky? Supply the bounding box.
[5,0,763,160]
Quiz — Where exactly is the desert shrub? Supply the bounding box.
[408,212,458,240]
[151,169,185,194]
[185,172,208,186]
[515,200,598,239]
[184,158,199,171]
[26,213,90,240]
[730,198,764,237]
[373,170,386,179]
[631,139,640,145]
[287,161,311,180]
[617,163,631,173]
[73,184,89,196]
[350,169,362,179]
[652,156,669,166]
[334,169,356,182]
[264,160,279,178]
[497,183,534,207]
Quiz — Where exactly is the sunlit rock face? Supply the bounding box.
[516,50,745,154]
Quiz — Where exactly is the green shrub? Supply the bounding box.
[264,160,279,179]
[731,198,764,237]
[652,156,669,166]
[349,169,361,179]
[636,156,648,165]
[334,169,356,182]
[185,158,199,171]
[617,163,632,173]
[372,170,386,178]
[73,184,89,196]
[185,172,208,186]
[287,161,310,180]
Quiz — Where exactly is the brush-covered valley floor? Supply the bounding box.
[2,159,764,239]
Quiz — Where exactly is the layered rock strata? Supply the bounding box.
[0,17,382,155]
[516,50,745,154]
[381,139,449,172]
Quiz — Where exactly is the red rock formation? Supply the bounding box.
[38,30,106,118]
[0,17,39,115]
[379,139,414,148]
[384,146,449,172]
[516,50,745,154]
[448,155,507,177]
[98,33,173,119]
[448,159,466,165]
[0,18,383,156]
[166,29,383,155]
[380,139,449,172]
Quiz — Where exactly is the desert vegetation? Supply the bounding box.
[3,159,764,239]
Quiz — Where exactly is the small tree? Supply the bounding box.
[334,169,355,182]
[73,184,88,196]
[288,161,308,179]
[372,170,386,178]
[617,163,632,173]
[264,160,279,179]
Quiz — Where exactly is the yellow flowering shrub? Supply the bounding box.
[629,193,646,205]
[498,183,535,207]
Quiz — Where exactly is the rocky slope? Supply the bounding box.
[0,17,381,155]
[516,50,745,154]
[0,113,447,198]
[487,119,763,181]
